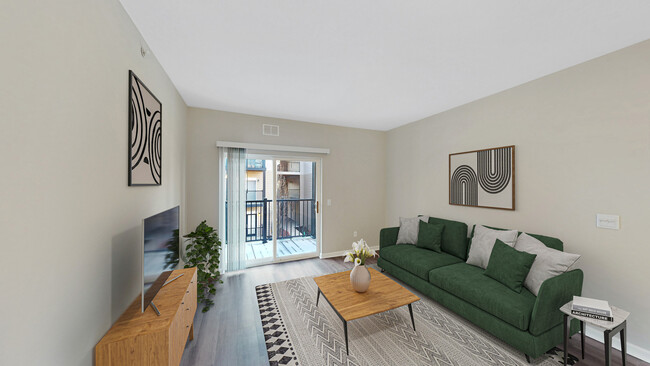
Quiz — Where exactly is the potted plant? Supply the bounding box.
[343,239,376,292]
[183,220,223,312]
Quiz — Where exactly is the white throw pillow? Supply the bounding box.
[396,216,429,245]
[466,225,518,269]
[515,233,581,296]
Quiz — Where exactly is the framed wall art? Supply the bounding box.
[128,70,162,186]
[449,145,515,210]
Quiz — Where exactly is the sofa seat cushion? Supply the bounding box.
[380,245,462,281]
[429,263,536,331]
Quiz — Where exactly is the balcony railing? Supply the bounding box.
[226,198,316,243]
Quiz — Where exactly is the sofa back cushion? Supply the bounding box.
[525,233,563,251]
[515,233,580,296]
[396,216,429,245]
[416,221,444,252]
[428,217,469,260]
[468,224,564,256]
[466,225,519,269]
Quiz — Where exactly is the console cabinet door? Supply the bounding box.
[169,305,187,366]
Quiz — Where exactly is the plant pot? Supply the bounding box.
[350,264,371,293]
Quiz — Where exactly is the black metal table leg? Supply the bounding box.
[563,314,569,366]
[408,303,416,331]
[621,323,627,366]
[343,320,349,355]
[580,320,585,359]
[605,329,612,366]
[316,287,349,355]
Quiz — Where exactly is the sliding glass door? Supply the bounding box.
[243,159,274,265]
[275,160,318,259]
[242,155,320,266]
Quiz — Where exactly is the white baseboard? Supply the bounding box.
[320,246,380,260]
[584,324,650,362]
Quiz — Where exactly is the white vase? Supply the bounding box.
[350,264,371,293]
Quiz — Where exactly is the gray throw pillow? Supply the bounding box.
[515,233,581,296]
[466,225,518,269]
[396,216,429,245]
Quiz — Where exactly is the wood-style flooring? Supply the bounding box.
[180,257,648,366]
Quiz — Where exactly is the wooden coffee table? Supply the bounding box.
[313,267,420,355]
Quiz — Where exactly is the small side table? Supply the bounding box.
[560,301,630,366]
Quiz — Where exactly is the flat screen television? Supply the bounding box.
[142,206,180,313]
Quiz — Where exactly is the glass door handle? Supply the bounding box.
[316,201,319,214]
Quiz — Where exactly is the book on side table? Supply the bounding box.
[571,296,613,321]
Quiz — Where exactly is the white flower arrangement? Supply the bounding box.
[343,238,376,266]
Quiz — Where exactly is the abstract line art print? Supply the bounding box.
[449,146,514,210]
[128,71,162,186]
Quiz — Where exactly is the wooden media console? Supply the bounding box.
[96,267,197,365]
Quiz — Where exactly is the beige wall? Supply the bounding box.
[386,40,650,354]
[2,1,647,362]
[0,1,187,365]
[186,108,386,255]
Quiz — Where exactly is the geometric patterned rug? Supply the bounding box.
[256,272,579,366]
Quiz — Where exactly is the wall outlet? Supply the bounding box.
[353,231,357,237]
[327,199,331,206]
[596,214,620,230]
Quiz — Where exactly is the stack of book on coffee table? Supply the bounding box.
[571,296,613,321]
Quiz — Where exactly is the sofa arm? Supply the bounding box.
[380,227,399,250]
[529,269,584,336]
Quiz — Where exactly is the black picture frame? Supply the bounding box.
[128,70,162,186]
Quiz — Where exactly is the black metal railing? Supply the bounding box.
[245,199,272,242]
[276,199,316,241]
[227,198,316,243]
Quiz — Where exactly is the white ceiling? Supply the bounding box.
[119,1,650,131]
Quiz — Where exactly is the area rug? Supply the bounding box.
[255,272,579,366]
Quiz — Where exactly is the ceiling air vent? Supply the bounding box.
[262,124,280,136]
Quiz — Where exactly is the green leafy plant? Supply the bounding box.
[183,221,223,312]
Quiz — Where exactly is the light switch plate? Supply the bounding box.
[596,214,620,230]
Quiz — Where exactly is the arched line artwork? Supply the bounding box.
[128,71,162,186]
[449,146,515,210]
[450,165,478,206]
[477,146,512,194]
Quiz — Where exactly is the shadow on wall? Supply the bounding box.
[111,225,141,323]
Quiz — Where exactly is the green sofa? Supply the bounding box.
[377,217,583,361]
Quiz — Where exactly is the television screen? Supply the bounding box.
[142,206,180,312]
